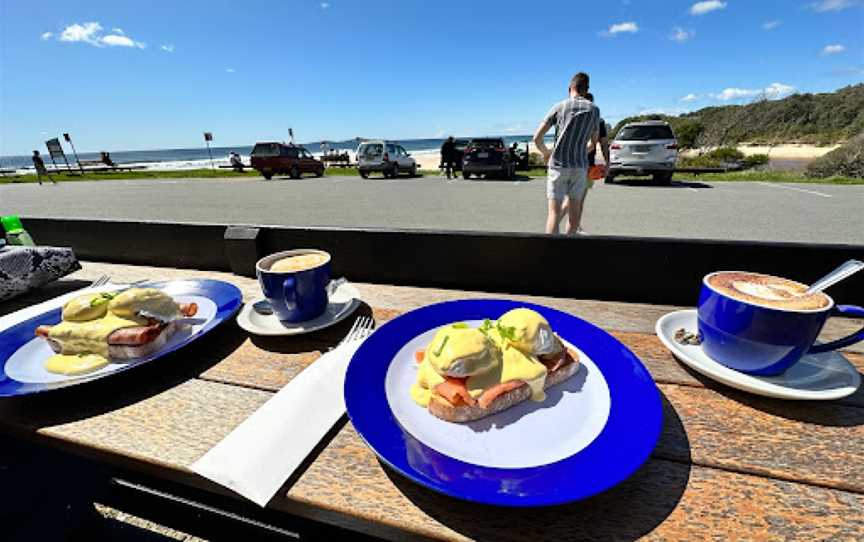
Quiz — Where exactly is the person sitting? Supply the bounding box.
[229,152,244,172]
[100,151,116,167]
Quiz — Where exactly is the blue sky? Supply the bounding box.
[1,0,862,155]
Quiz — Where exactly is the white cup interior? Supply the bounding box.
[256,249,331,274]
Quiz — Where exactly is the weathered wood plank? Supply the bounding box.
[287,424,864,542]
[1,377,861,542]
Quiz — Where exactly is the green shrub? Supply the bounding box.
[742,154,769,169]
[675,120,704,149]
[705,147,745,162]
[806,133,864,178]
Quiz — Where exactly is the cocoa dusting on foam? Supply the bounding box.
[708,272,830,311]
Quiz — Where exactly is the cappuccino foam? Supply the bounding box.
[707,272,830,311]
[270,253,328,273]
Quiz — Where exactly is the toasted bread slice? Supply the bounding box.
[428,352,581,423]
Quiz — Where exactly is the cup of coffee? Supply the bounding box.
[256,249,332,323]
[697,271,864,375]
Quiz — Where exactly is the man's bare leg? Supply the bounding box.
[545,199,564,234]
[566,194,584,235]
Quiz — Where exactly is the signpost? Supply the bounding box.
[45,138,73,173]
[203,132,214,169]
[63,133,84,173]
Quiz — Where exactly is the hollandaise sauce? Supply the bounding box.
[43,288,177,376]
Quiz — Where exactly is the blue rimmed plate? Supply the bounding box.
[0,279,242,397]
[344,299,662,507]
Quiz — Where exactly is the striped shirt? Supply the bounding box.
[543,97,600,169]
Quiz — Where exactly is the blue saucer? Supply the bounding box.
[344,299,662,507]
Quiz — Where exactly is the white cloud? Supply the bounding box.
[161,44,175,53]
[320,2,331,8]
[603,21,639,37]
[811,0,856,11]
[762,20,781,30]
[670,27,695,42]
[225,68,235,73]
[680,93,699,102]
[55,21,145,49]
[40,32,53,40]
[690,1,727,15]
[100,34,145,48]
[711,82,796,101]
[59,22,102,44]
[822,44,846,54]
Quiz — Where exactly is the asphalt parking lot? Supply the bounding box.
[1,174,861,244]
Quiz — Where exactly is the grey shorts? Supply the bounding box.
[547,166,588,201]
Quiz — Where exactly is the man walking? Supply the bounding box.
[31,150,56,185]
[533,72,600,234]
[440,136,457,179]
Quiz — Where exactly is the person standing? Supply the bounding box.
[31,150,56,185]
[533,72,600,234]
[585,93,610,171]
[440,136,457,179]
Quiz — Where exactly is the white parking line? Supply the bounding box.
[758,182,831,198]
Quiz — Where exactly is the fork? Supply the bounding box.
[89,275,111,289]
[335,316,374,350]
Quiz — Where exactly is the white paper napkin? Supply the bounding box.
[191,340,365,507]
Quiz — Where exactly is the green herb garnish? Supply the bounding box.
[89,292,117,307]
[433,335,450,357]
[451,322,469,329]
[496,322,519,342]
[478,319,494,335]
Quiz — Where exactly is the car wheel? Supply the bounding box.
[290,166,300,179]
[315,167,324,177]
[410,164,417,177]
[463,171,471,180]
[262,170,273,180]
[653,172,672,185]
[359,171,368,179]
[605,175,615,184]
[391,164,400,178]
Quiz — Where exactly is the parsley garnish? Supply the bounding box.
[496,322,519,341]
[451,322,469,329]
[89,292,117,308]
[478,319,494,335]
[433,335,449,357]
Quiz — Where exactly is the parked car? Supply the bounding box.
[250,142,324,180]
[356,141,417,178]
[607,121,678,184]
[462,138,515,179]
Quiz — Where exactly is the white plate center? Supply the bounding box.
[384,322,611,469]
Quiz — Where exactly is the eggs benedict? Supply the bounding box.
[35,288,197,376]
[411,309,579,423]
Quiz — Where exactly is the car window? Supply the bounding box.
[397,146,407,156]
[361,144,383,157]
[281,146,299,158]
[618,125,675,141]
[386,144,397,155]
[252,143,279,157]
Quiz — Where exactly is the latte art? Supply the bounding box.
[708,272,830,311]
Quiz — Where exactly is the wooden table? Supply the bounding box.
[1,262,862,540]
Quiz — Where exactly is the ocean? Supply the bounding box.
[0,135,548,173]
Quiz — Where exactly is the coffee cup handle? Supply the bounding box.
[808,305,864,354]
[282,277,299,312]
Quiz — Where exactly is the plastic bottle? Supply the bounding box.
[1,216,36,246]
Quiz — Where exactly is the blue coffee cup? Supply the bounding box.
[256,249,331,323]
[697,271,864,375]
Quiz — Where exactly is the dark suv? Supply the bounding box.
[250,142,325,180]
[462,138,514,179]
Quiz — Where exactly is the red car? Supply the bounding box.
[250,142,325,180]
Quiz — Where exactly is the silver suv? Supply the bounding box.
[608,121,678,184]
[356,141,417,178]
